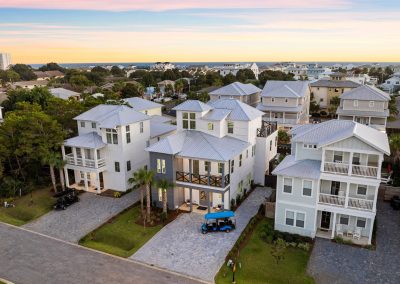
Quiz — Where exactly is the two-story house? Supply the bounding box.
[336,85,390,132]
[209,82,262,107]
[146,99,278,213]
[310,74,360,109]
[273,120,389,245]
[380,75,400,93]
[257,81,310,129]
[61,98,176,193]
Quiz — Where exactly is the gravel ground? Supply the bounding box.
[23,190,139,243]
[131,187,272,283]
[308,201,400,284]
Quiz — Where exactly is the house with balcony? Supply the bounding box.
[336,85,390,132]
[61,98,176,193]
[146,99,278,213]
[272,120,389,245]
[257,81,310,129]
[209,82,261,107]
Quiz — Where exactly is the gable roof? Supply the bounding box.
[146,130,249,161]
[207,98,264,121]
[261,81,309,98]
[50,88,80,100]
[209,82,261,97]
[291,120,390,155]
[310,79,360,88]
[173,100,213,112]
[123,97,163,111]
[340,85,390,101]
[74,104,150,128]
[272,155,321,180]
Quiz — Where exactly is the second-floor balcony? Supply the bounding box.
[176,171,230,188]
[257,121,277,138]
[65,153,106,169]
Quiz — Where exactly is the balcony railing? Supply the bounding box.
[319,193,345,207]
[257,121,277,138]
[65,153,106,169]
[347,197,373,211]
[175,171,230,188]
[351,165,378,178]
[323,162,349,175]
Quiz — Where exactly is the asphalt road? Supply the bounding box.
[0,222,205,284]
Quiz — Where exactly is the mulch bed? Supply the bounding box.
[134,207,184,227]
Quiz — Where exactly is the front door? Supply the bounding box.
[320,211,331,230]
[199,190,209,206]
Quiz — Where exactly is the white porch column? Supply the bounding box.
[373,184,379,212]
[269,111,272,121]
[94,149,99,168]
[368,217,375,245]
[320,148,326,171]
[282,112,285,123]
[64,168,70,187]
[316,180,321,204]
[61,145,66,159]
[331,212,337,239]
[72,147,77,165]
[348,152,354,176]
[81,148,86,167]
[345,182,350,208]
[377,155,383,180]
[83,171,88,191]
[95,172,100,194]
[368,116,371,125]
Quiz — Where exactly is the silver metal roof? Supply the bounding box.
[172,100,213,112]
[146,130,249,161]
[207,99,264,121]
[340,85,390,101]
[202,109,231,121]
[150,122,177,138]
[209,82,261,97]
[261,81,310,98]
[272,155,321,180]
[64,132,106,149]
[123,97,163,111]
[50,88,80,100]
[336,107,389,118]
[256,104,302,113]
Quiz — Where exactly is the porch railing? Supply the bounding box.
[347,197,373,211]
[65,153,106,169]
[175,171,230,188]
[323,162,349,175]
[351,165,378,178]
[319,193,345,206]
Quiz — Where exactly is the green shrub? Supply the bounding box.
[113,192,121,198]
[297,242,311,251]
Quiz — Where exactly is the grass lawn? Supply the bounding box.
[0,187,54,226]
[79,205,162,258]
[215,218,314,284]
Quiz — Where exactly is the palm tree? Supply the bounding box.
[156,179,174,216]
[128,167,154,221]
[55,156,67,192]
[390,134,400,163]
[42,152,59,192]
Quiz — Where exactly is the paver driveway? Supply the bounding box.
[0,222,202,284]
[131,187,272,283]
[24,190,139,243]
[308,201,400,284]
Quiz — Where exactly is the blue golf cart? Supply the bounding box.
[201,211,236,234]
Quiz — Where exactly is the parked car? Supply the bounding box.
[53,188,79,210]
[201,211,236,234]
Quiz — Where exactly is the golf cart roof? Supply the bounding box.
[204,211,235,220]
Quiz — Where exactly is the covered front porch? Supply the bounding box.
[315,209,374,245]
[65,168,106,194]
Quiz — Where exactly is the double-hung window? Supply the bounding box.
[126,160,131,171]
[218,162,223,174]
[115,162,120,172]
[302,180,312,197]
[285,211,295,226]
[106,129,118,144]
[126,125,131,144]
[227,122,234,134]
[239,154,242,167]
[231,160,234,173]
[356,218,366,228]
[204,161,210,172]
[340,215,349,225]
[91,122,96,129]
[283,178,293,194]
[140,121,144,133]
[286,211,305,228]
[80,121,85,128]
[157,159,166,174]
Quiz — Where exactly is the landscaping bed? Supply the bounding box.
[215,217,314,284]
[0,187,54,226]
[79,205,164,258]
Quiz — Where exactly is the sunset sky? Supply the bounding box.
[0,0,399,64]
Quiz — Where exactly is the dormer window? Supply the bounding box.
[182,112,196,130]
[227,122,234,134]
[353,100,358,107]
[208,122,214,131]
[369,101,374,108]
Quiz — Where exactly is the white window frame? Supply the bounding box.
[115,161,120,172]
[126,125,131,144]
[182,112,196,130]
[227,121,234,134]
[157,159,166,174]
[80,121,85,128]
[126,160,131,172]
[302,179,313,197]
[356,217,366,228]
[208,122,214,131]
[239,154,242,167]
[158,188,163,202]
[106,128,118,145]
[339,215,349,225]
[283,177,293,194]
[357,184,367,196]
[91,122,96,129]
[140,121,144,133]
[285,209,306,228]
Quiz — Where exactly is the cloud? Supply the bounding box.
[0,0,349,11]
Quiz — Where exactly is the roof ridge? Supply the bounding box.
[199,131,225,160]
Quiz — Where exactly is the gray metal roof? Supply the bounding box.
[50,88,80,100]
[310,79,360,88]
[146,130,249,161]
[291,120,390,155]
[256,104,302,113]
[340,85,390,101]
[64,132,106,149]
[123,97,163,111]
[75,105,150,128]
[261,81,309,98]
[209,82,261,97]
[336,107,389,118]
[150,122,177,138]
[149,115,173,124]
[172,100,213,112]
[207,99,264,121]
[272,155,321,180]
[202,109,231,121]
